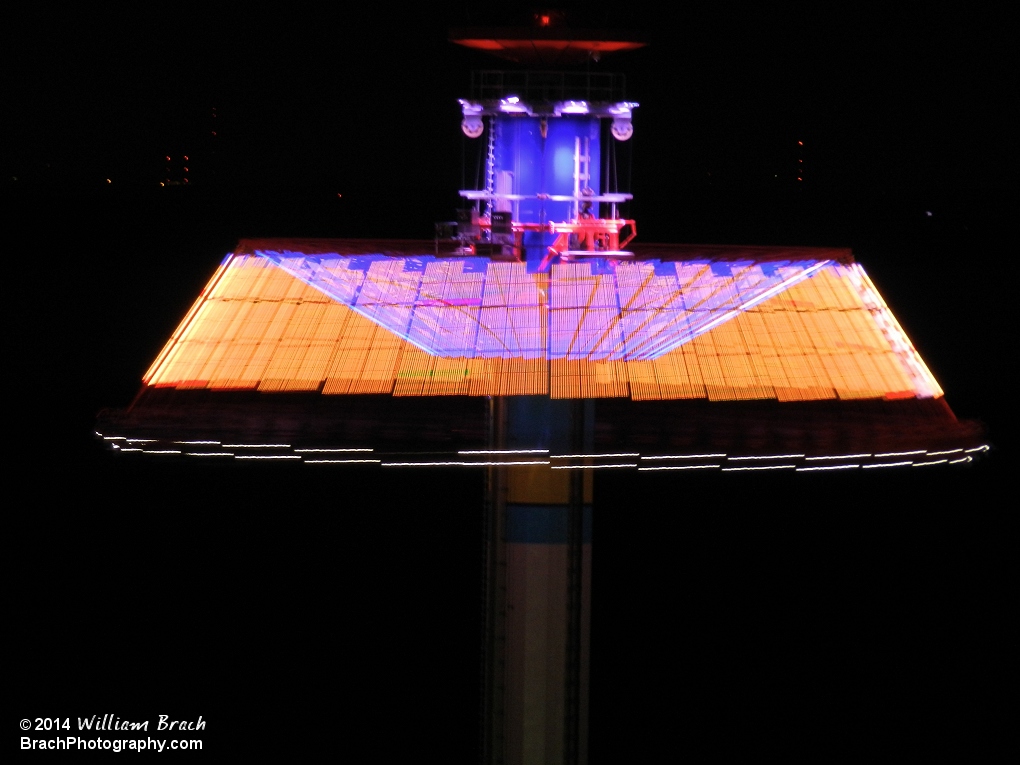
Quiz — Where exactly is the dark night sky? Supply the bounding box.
[7,5,1008,200]
[9,5,1011,760]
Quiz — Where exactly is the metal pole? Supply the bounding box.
[565,399,585,764]
[482,396,508,764]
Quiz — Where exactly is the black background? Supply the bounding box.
[9,4,1010,759]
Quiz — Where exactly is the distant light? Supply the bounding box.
[798,141,804,146]
[106,178,111,183]
[183,155,189,161]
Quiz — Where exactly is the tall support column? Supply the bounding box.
[482,397,592,765]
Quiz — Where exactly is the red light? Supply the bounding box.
[798,141,804,146]
[183,156,189,161]
[540,15,550,26]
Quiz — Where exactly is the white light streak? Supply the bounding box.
[964,445,990,453]
[640,453,726,460]
[305,459,382,464]
[234,455,300,460]
[805,453,871,461]
[103,436,127,441]
[949,456,973,464]
[638,464,720,471]
[143,450,181,455]
[459,449,549,455]
[383,461,549,467]
[175,440,221,445]
[874,450,925,458]
[294,448,374,453]
[728,454,805,461]
[796,464,860,472]
[722,465,797,472]
[926,449,962,457]
[551,453,640,459]
[384,461,476,467]
[469,460,551,466]
[912,459,948,467]
[224,443,292,449]
[186,452,234,457]
[862,461,913,469]
[551,464,636,470]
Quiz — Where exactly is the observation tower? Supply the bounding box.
[97,13,987,765]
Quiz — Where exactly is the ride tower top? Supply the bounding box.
[445,13,648,269]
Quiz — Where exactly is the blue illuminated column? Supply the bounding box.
[459,91,637,270]
[494,115,600,224]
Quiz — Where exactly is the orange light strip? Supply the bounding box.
[142,254,945,402]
